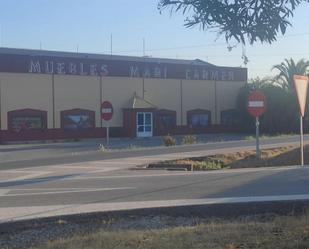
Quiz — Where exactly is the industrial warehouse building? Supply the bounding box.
[0,48,247,142]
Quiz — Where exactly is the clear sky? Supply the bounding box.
[1,0,309,80]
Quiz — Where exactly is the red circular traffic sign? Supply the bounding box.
[247,91,267,117]
[101,101,113,121]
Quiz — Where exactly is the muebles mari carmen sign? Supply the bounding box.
[0,51,247,81]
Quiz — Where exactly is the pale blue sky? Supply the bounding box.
[1,0,309,79]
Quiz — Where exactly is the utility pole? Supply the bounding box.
[143,38,145,57]
[0,24,3,47]
[110,34,113,56]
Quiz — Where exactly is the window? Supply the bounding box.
[8,109,47,133]
[156,109,176,130]
[61,109,95,132]
[187,109,211,128]
[221,109,238,126]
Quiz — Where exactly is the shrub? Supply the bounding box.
[192,160,224,171]
[182,135,197,145]
[163,135,176,146]
[98,144,106,151]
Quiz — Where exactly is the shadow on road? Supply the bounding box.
[205,167,309,198]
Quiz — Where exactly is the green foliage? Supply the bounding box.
[158,0,308,45]
[163,134,176,146]
[261,85,298,133]
[98,144,106,151]
[272,58,309,91]
[236,76,299,134]
[192,160,223,171]
[181,135,197,145]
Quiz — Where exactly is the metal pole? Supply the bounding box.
[0,24,3,47]
[110,34,113,56]
[143,38,145,57]
[300,114,304,166]
[256,116,260,158]
[106,126,109,148]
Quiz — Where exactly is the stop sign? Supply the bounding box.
[101,101,113,121]
[247,91,267,117]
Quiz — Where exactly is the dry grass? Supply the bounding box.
[36,213,309,249]
[171,145,309,170]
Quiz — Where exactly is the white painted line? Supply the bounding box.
[60,165,303,181]
[2,194,309,223]
[48,161,138,169]
[51,165,96,169]
[0,187,135,197]
[87,159,141,164]
[0,171,51,183]
[1,188,117,191]
[91,167,129,173]
[0,190,10,196]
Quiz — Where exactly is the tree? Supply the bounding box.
[236,79,299,134]
[272,58,309,91]
[249,76,274,89]
[158,0,308,45]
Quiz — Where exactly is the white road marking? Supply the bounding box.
[90,168,127,173]
[0,190,10,196]
[0,171,51,183]
[0,187,135,197]
[61,165,306,181]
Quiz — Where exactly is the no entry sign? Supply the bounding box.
[247,91,267,117]
[247,91,267,159]
[101,101,113,121]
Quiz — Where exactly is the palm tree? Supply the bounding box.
[272,58,309,92]
[248,77,274,90]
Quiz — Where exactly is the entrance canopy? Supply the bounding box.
[131,93,157,109]
[123,93,157,138]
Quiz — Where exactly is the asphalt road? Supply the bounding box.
[2,166,309,208]
[1,136,309,222]
[1,135,309,170]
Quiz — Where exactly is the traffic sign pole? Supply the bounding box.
[256,117,260,158]
[247,91,266,158]
[106,125,110,148]
[300,114,304,166]
[293,75,309,166]
[101,101,113,150]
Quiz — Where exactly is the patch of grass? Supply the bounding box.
[162,146,297,170]
[37,213,309,249]
[245,133,295,141]
[127,144,142,150]
[98,144,106,151]
[174,159,224,170]
[181,135,197,145]
[163,135,176,146]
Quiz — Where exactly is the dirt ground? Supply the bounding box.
[169,145,309,170]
